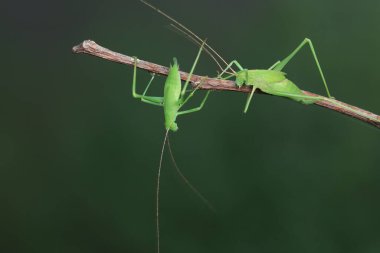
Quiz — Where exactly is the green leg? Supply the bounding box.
[142,73,155,96]
[177,90,211,115]
[178,40,211,113]
[243,86,257,113]
[140,97,163,106]
[181,40,206,97]
[270,90,323,103]
[132,57,164,106]
[268,60,281,70]
[217,60,244,79]
[273,38,332,98]
[180,77,206,107]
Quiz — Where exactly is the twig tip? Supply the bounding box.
[72,40,97,53]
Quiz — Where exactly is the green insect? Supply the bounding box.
[132,41,211,253]
[140,0,334,113]
[131,45,210,132]
[217,38,333,113]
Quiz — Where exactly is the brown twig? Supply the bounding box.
[72,40,380,129]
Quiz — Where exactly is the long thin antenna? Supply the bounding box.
[168,24,223,72]
[139,0,236,74]
[169,24,233,76]
[167,136,215,212]
[156,129,170,253]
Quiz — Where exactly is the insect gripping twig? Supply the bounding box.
[72,40,380,129]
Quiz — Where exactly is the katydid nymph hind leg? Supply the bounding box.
[268,60,281,70]
[270,91,323,103]
[179,39,209,98]
[142,73,156,96]
[179,77,210,111]
[273,38,333,98]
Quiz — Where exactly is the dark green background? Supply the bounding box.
[2,0,380,252]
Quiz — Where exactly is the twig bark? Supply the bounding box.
[72,40,380,129]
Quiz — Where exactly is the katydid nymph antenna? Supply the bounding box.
[140,0,334,113]
[167,23,229,75]
[131,40,212,253]
[139,0,235,75]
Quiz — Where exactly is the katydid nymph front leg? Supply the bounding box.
[218,38,333,113]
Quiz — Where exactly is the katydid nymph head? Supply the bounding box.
[166,121,178,131]
[235,69,249,87]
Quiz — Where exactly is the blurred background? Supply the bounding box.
[1,0,380,252]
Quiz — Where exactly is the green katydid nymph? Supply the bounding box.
[217,38,333,113]
[131,40,212,253]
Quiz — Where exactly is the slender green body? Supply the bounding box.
[163,59,181,131]
[236,69,316,105]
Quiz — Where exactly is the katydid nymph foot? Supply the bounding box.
[132,40,212,253]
